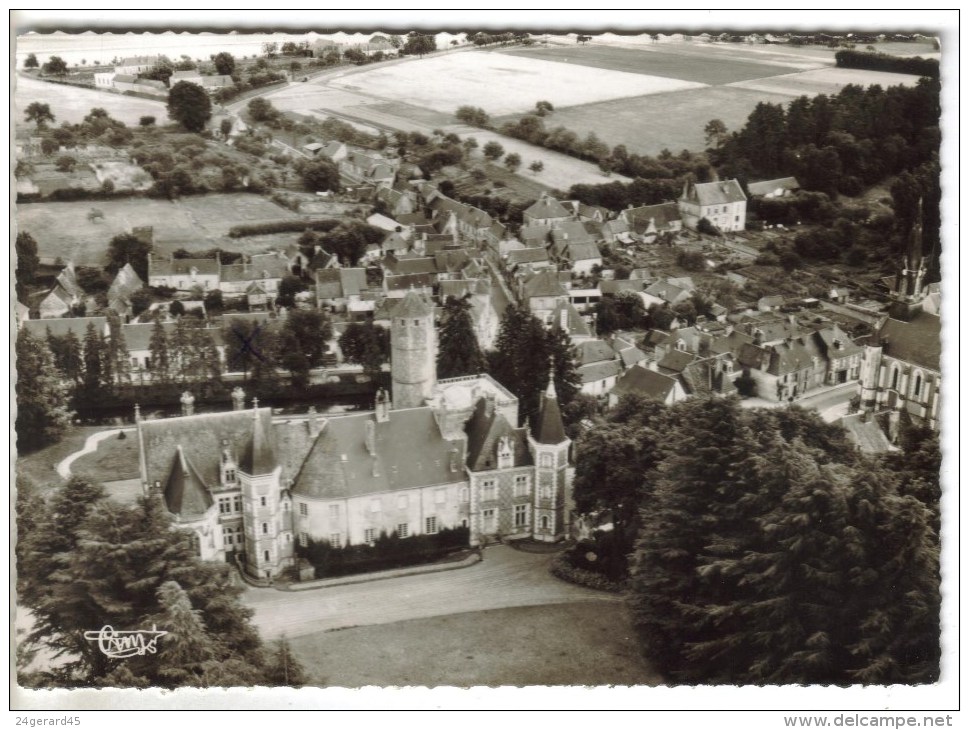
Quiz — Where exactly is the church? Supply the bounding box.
[136,290,573,579]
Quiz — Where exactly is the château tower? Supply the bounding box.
[391,290,437,410]
[527,374,572,542]
[888,198,928,321]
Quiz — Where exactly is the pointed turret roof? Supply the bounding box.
[393,289,433,318]
[240,406,276,475]
[164,446,213,519]
[534,375,567,445]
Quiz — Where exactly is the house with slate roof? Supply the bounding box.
[523,194,572,229]
[679,179,747,232]
[39,262,86,319]
[149,253,221,292]
[107,263,145,319]
[137,291,574,577]
[619,202,683,239]
[747,176,801,199]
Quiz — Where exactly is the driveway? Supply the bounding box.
[242,545,617,639]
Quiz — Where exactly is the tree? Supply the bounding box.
[437,296,485,379]
[48,330,84,385]
[167,81,212,133]
[15,329,74,453]
[212,51,235,76]
[528,160,544,174]
[301,158,340,193]
[402,33,436,57]
[15,231,39,302]
[19,491,274,688]
[339,321,390,376]
[219,118,233,140]
[263,638,308,687]
[106,233,152,281]
[282,309,332,370]
[41,56,68,75]
[24,101,55,129]
[703,118,728,150]
[535,100,554,116]
[482,141,504,161]
[24,53,38,69]
[203,288,224,313]
[147,319,172,385]
[455,106,491,127]
[276,275,306,308]
[247,97,279,124]
[487,305,553,427]
[55,155,77,173]
[503,152,522,172]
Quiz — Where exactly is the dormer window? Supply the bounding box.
[497,436,513,469]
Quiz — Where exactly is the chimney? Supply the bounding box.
[231,386,246,411]
[180,391,195,417]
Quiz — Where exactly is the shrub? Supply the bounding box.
[228,218,341,238]
[549,552,625,593]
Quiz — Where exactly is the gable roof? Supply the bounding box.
[645,280,687,304]
[108,263,145,307]
[657,348,698,374]
[612,365,678,401]
[579,359,622,384]
[551,300,592,338]
[579,339,617,365]
[315,268,344,300]
[464,398,532,472]
[23,316,108,341]
[683,179,747,207]
[550,220,596,248]
[150,257,220,277]
[392,289,433,318]
[507,247,550,266]
[525,196,571,220]
[622,202,682,233]
[523,270,567,299]
[747,177,801,197]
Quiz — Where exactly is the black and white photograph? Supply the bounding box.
[10,9,958,720]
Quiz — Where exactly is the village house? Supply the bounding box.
[619,202,683,240]
[519,269,569,326]
[609,363,687,407]
[523,194,572,229]
[219,252,290,299]
[678,179,747,233]
[137,292,573,579]
[577,340,623,397]
[148,254,221,292]
[106,263,145,319]
[549,221,602,276]
[38,262,85,319]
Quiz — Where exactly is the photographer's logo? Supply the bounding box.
[84,625,168,659]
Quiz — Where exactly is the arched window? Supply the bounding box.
[540,515,549,531]
[189,532,201,556]
[891,367,900,391]
[913,373,922,399]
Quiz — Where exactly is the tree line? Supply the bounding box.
[835,49,939,78]
[573,395,941,685]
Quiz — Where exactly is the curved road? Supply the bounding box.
[243,544,618,639]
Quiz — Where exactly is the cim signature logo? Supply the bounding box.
[83,625,169,659]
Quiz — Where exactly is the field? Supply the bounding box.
[15,73,166,127]
[17,193,301,264]
[508,85,793,157]
[291,602,659,687]
[328,50,705,116]
[70,432,141,485]
[500,43,800,84]
[493,44,925,157]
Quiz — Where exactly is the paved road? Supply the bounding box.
[741,381,860,423]
[242,545,617,639]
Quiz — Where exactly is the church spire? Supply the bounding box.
[889,198,928,321]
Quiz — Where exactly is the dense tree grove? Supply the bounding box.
[436,295,486,379]
[15,329,74,454]
[338,321,390,376]
[15,231,39,302]
[17,479,305,688]
[487,305,580,429]
[572,396,941,685]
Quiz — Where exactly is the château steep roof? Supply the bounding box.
[164,446,213,519]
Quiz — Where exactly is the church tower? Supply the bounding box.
[888,199,928,321]
[391,290,437,410]
[528,374,572,543]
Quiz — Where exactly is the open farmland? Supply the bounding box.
[17,193,300,265]
[327,50,706,116]
[728,66,923,97]
[500,43,801,83]
[15,73,166,127]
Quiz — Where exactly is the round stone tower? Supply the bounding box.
[391,290,437,410]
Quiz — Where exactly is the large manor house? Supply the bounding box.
[137,291,573,579]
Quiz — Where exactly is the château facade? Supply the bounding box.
[137,290,573,578]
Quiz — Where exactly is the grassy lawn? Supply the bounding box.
[18,193,300,265]
[15,73,166,127]
[70,430,141,484]
[15,426,102,492]
[289,602,661,687]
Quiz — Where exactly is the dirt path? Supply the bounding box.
[243,544,616,639]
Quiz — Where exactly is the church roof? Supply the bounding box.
[464,397,532,472]
[534,380,567,445]
[164,446,213,520]
[878,311,941,372]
